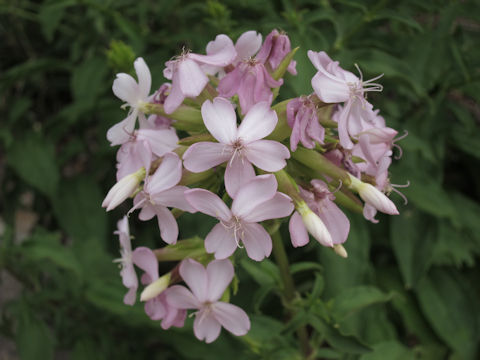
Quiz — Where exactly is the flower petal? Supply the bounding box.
[136,128,178,157]
[112,73,140,104]
[235,31,262,61]
[201,98,238,144]
[311,71,350,104]
[241,222,272,261]
[241,193,293,223]
[153,186,196,213]
[145,152,182,195]
[193,309,222,343]
[212,302,250,336]
[178,59,209,97]
[184,189,232,222]
[231,174,277,218]
[237,101,277,143]
[189,34,236,66]
[166,285,201,309]
[179,258,208,303]
[155,205,179,244]
[132,246,158,283]
[245,139,290,172]
[183,142,232,173]
[134,57,151,99]
[206,259,234,302]
[107,110,137,146]
[204,223,237,259]
[224,156,255,198]
[317,200,350,245]
[289,211,310,247]
[163,74,185,114]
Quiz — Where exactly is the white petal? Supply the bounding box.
[145,152,182,195]
[231,174,277,219]
[134,57,152,99]
[237,101,277,143]
[244,140,290,172]
[112,73,140,104]
[201,98,238,144]
[212,302,250,336]
[235,31,262,61]
[178,59,209,97]
[179,258,208,303]
[206,259,234,302]
[183,142,232,173]
[184,189,232,222]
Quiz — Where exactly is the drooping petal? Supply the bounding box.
[132,246,159,283]
[206,259,234,302]
[193,309,222,343]
[201,98,238,144]
[336,100,355,149]
[224,157,256,198]
[289,211,310,247]
[183,142,232,173]
[134,57,152,99]
[204,223,237,259]
[123,286,137,306]
[116,139,152,181]
[244,140,290,172]
[166,285,201,309]
[231,175,277,218]
[237,101,277,143]
[179,258,208,303]
[112,73,140,104]
[184,189,232,222]
[155,205,179,244]
[217,65,243,98]
[212,302,250,336]
[241,222,272,261]
[152,186,196,213]
[107,109,137,146]
[189,34,236,66]
[241,193,293,223]
[145,152,182,195]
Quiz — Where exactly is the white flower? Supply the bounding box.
[102,167,146,211]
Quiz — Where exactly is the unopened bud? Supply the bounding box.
[102,167,146,211]
[140,273,171,302]
[333,244,348,258]
[297,202,333,247]
[348,174,399,215]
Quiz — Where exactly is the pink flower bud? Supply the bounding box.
[348,174,399,215]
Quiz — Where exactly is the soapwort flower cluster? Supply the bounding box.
[102,30,406,343]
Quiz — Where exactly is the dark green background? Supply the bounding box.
[1,0,479,359]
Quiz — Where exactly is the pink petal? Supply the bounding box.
[206,259,234,302]
[212,302,250,336]
[289,211,310,247]
[183,142,232,173]
[231,174,277,218]
[178,58,209,97]
[189,34,236,66]
[132,246,159,283]
[166,285,201,309]
[217,66,242,98]
[136,128,178,157]
[136,197,155,220]
[152,186,196,213]
[235,31,262,61]
[179,258,208,303]
[112,73,140,104]
[237,101,277,143]
[201,98,238,144]
[224,157,256,198]
[242,193,293,223]
[134,57,151,99]
[363,203,379,224]
[336,100,355,149]
[244,140,290,172]
[193,308,222,343]
[145,152,182,195]
[155,205,179,244]
[241,222,272,261]
[317,200,350,245]
[204,223,237,259]
[184,189,232,222]
[123,286,137,306]
[163,74,186,114]
[311,72,350,103]
[107,110,137,146]
[144,297,166,320]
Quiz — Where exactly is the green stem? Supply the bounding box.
[271,231,310,358]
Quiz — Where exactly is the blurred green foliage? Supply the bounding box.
[1,0,480,359]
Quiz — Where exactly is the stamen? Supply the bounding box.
[127,195,148,217]
[393,143,403,160]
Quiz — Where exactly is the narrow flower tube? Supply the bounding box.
[348,173,399,215]
[102,167,146,211]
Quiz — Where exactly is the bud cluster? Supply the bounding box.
[102,30,406,342]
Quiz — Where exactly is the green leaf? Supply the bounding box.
[360,341,414,360]
[71,56,108,108]
[38,0,75,42]
[16,306,55,360]
[416,269,479,359]
[7,133,59,197]
[241,258,280,286]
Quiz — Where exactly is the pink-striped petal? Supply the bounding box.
[206,259,234,302]
[237,101,277,143]
[179,258,208,303]
[242,193,293,223]
[184,189,232,222]
[212,302,250,336]
[244,140,290,172]
[183,142,232,173]
[201,98,238,144]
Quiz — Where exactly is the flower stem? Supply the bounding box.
[271,231,310,358]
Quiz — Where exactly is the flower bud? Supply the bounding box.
[297,202,333,247]
[333,244,348,258]
[348,174,399,215]
[102,167,146,211]
[140,273,171,302]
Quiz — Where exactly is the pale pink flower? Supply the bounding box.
[183,98,290,197]
[256,29,297,75]
[286,95,325,151]
[218,58,283,114]
[163,35,236,114]
[113,216,137,305]
[108,57,152,146]
[130,152,195,244]
[166,259,250,343]
[308,51,383,149]
[185,175,294,261]
[132,247,186,329]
